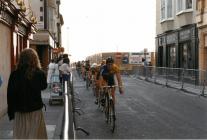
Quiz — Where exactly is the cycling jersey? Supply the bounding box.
[85,64,90,71]
[101,64,120,86]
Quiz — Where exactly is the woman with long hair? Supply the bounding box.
[7,48,48,139]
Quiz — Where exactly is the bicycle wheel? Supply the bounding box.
[98,90,102,108]
[92,82,96,96]
[104,93,109,123]
[86,77,89,89]
[109,100,115,133]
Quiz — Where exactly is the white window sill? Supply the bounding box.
[176,9,193,16]
[160,18,174,23]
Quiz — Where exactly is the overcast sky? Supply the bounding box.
[60,0,156,62]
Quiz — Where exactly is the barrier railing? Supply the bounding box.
[62,72,89,140]
[131,66,207,96]
[63,73,75,139]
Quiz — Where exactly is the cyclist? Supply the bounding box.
[93,60,106,104]
[100,57,124,102]
[84,60,91,86]
[76,61,81,77]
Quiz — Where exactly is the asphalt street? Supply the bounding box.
[73,72,207,139]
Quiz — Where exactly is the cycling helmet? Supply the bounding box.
[91,63,97,68]
[106,57,114,64]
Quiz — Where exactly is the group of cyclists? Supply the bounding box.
[75,57,124,105]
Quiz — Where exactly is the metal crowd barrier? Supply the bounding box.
[63,72,89,140]
[132,66,207,96]
[63,73,76,139]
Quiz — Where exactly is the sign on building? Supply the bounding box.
[122,53,129,64]
[129,52,151,64]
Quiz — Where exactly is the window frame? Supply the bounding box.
[40,7,43,12]
[176,0,193,16]
[160,0,174,23]
[40,16,43,21]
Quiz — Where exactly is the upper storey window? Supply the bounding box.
[161,0,173,22]
[176,0,193,14]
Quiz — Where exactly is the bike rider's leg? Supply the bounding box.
[111,87,116,103]
[94,80,100,104]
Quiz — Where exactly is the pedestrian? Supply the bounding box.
[59,58,71,91]
[0,75,2,87]
[148,61,153,78]
[7,48,48,139]
[47,59,55,87]
[52,58,60,83]
[142,58,148,77]
[63,54,70,65]
[58,55,63,83]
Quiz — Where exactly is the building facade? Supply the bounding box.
[29,0,64,71]
[0,0,36,118]
[196,0,207,71]
[156,0,198,69]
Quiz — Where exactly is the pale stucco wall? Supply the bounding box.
[156,0,197,35]
[0,23,11,118]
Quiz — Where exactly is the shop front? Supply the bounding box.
[30,30,56,71]
[156,24,198,69]
[0,1,36,118]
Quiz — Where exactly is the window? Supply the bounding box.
[167,0,173,18]
[167,45,176,67]
[177,0,183,12]
[40,16,43,21]
[161,0,173,21]
[180,43,192,69]
[40,7,43,12]
[161,0,166,20]
[186,0,192,9]
[176,0,193,13]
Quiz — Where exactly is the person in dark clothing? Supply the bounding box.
[7,48,47,139]
[0,75,2,87]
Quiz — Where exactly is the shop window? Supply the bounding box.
[170,46,176,67]
[13,32,17,65]
[158,46,163,67]
[180,43,192,69]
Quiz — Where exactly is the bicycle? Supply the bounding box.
[102,85,120,133]
[97,87,105,111]
[91,75,96,96]
[85,71,90,90]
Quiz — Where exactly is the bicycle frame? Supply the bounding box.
[85,71,90,89]
[102,85,119,133]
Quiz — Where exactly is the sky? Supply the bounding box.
[60,0,156,62]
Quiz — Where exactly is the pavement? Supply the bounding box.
[133,75,207,96]
[0,88,64,139]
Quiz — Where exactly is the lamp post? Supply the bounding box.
[66,26,69,51]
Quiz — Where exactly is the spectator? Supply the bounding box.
[59,58,71,92]
[142,58,148,77]
[63,54,70,65]
[7,48,47,139]
[47,59,55,87]
[0,75,2,87]
[52,59,60,82]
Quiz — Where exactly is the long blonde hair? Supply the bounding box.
[17,48,42,79]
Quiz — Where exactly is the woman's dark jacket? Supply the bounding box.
[7,68,47,120]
